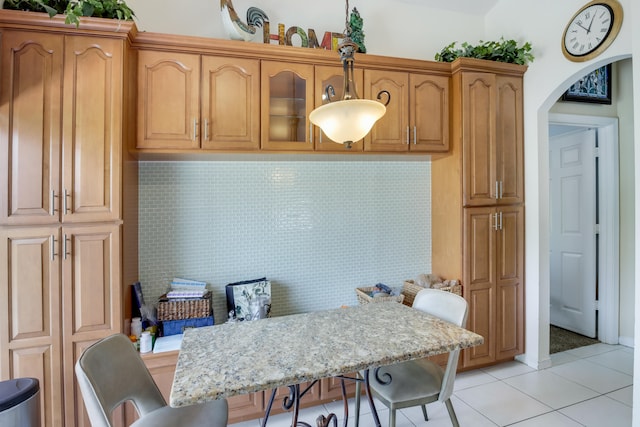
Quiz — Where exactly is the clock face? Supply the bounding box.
[563,3,614,57]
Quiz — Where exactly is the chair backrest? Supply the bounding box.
[75,334,166,427]
[412,288,468,402]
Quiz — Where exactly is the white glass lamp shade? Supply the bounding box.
[309,99,386,143]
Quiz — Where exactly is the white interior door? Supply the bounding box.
[549,128,597,338]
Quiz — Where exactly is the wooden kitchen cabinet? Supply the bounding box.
[0,13,135,427]
[462,206,524,368]
[137,51,260,150]
[432,58,526,369]
[261,61,315,151]
[0,31,122,226]
[0,223,122,427]
[460,72,524,207]
[363,70,449,152]
[0,226,64,427]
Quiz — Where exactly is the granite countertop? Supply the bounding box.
[170,302,483,408]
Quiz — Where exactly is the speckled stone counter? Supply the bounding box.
[170,302,483,408]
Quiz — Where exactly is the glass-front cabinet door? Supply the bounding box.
[261,61,314,151]
[314,65,364,151]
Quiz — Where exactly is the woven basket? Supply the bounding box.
[157,292,212,321]
[402,280,463,307]
[355,287,405,305]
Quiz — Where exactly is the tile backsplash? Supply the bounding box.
[139,159,431,322]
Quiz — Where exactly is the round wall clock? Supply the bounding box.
[561,0,623,62]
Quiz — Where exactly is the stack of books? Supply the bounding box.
[166,278,207,299]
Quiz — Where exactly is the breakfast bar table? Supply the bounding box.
[170,301,483,427]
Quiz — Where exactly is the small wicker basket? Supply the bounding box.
[355,287,405,305]
[402,280,463,307]
[157,292,212,321]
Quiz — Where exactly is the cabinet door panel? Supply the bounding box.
[410,74,449,152]
[228,392,265,424]
[463,207,496,368]
[0,227,63,427]
[496,76,524,205]
[464,286,495,367]
[137,51,200,149]
[314,66,364,151]
[320,375,357,401]
[62,36,122,223]
[364,70,408,152]
[62,224,120,335]
[496,206,524,359]
[201,57,260,150]
[0,31,63,226]
[261,61,314,151]
[462,72,496,206]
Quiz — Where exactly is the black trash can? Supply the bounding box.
[0,378,40,427]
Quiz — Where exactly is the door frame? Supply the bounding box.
[548,113,619,344]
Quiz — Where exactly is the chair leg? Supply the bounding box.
[389,408,396,427]
[354,380,361,427]
[444,399,460,427]
[421,404,429,421]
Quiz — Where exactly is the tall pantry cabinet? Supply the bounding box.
[432,58,526,369]
[0,12,138,427]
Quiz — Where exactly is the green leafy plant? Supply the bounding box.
[435,38,534,65]
[348,7,366,54]
[2,0,135,27]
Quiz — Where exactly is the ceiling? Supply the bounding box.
[395,0,499,15]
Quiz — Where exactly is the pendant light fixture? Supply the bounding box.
[309,0,390,149]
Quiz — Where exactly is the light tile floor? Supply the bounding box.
[229,343,633,427]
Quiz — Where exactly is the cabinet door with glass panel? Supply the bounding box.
[313,65,364,151]
[261,61,314,151]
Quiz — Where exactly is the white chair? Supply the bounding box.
[75,333,228,427]
[355,288,468,427]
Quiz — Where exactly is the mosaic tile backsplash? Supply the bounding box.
[139,159,431,323]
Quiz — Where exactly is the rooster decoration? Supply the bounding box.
[220,0,270,42]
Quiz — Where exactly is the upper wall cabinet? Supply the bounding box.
[131,34,455,156]
[460,72,524,207]
[202,56,260,150]
[137,51,200,149]
[363,70,449,152]
[261,61,314,151]
[137,50,260,151]
[0,31,122,226]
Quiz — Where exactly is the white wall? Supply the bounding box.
[126,0,487,60]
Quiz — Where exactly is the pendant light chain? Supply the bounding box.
[344,0,350,35]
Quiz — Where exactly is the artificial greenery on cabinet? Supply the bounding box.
[435,38,534,65]
[2,0,135,26]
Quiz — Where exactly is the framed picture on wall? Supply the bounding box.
[561,64,612,104]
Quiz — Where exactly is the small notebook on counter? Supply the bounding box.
[153,334,183,353]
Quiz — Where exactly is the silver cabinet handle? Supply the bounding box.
[309,123,313,144]
[413,126,417,144]
[204,119,209,141]
[499,211,503,230]
[63,234,70,260]
[495,181,499,200]
[493,213,498,231]
[406,126,409,144]
[63,189,70,214]
[50,235,57,261]
[51,190,57,216]
[193,119,198,141]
